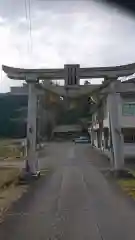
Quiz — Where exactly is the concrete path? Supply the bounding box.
[1,142,135,239]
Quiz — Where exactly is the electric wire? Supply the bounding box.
[27,0,33,54]
[24,0,33,55]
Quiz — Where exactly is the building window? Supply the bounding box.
[122,103,135,116]
[124,134,135,143]
[123,128,135,143]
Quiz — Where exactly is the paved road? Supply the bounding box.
[1,142,135,239]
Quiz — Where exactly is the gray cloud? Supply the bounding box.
[0,0,135,92]
[0,0,26,19]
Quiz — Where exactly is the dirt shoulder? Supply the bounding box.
[0,167,28,223]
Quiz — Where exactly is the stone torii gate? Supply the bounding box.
[2,63,135,176]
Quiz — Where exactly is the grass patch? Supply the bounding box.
[0,139,23,160]
[0,166,51,223]
[118,179,135,199]
[0,185,28,223]
[0,166,23,222]
[0,146,21,159]
[0,167,20,189]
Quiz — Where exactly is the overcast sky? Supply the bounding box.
[1,0,135,92]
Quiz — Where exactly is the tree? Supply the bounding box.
[0,95,27,138]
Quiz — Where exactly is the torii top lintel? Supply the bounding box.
[2,63,135,80]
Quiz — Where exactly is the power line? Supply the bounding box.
[24,0,33,55]
[24,0,29,54]
[27,0,33,54]
[24,0,28,20]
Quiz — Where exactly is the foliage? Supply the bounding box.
[0,91,93,139]
[0,95,27,138]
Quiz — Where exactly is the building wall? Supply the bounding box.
[120,96,135,128]
[92,92,135,159]
[101,94,135,129]
[124,144,135,158]
[10,86,28,95]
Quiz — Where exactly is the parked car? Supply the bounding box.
[73,136,90,144]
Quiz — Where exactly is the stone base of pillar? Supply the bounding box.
[104,168,135,179]
[19,155,41,184]
[25,150,40,173]
[31,170,41,178]
[19,168,41,184]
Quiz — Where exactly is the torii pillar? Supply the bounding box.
[26,78,39,176]
[107,78,124,170]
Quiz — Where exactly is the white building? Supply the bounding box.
[90,80,135,160]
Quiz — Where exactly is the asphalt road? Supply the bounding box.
[1,142,135,239]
